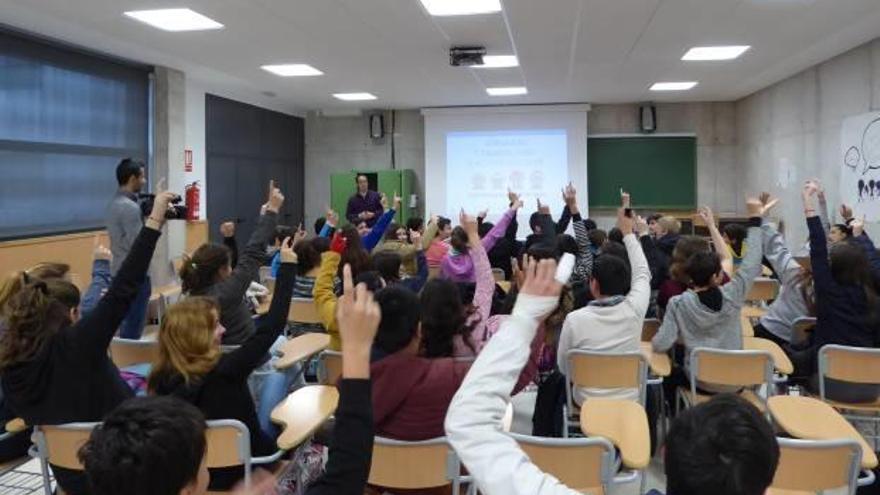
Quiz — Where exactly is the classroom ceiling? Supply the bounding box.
[2,0,880,114]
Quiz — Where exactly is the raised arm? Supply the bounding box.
[423,216,439,247]
[211,186,282,304]
[699,206,733,276]
[850,217,880,278]
[815,180,832,233]
[219,242,296,378]
[482,207,519,252]
[761,221,801,286]
[464,212,495,340]
[803,183,833,290]
[407,230,429,292]
[446,259,578,495]
[80,238,113,316]
[220,221,239,268]
[305,265,379,495]
[567,185,594,281]
[722,217,764,304]
[72,193,173,355]
[619,210,651,318]
[362,194,399,252]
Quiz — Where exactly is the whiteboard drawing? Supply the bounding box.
[841,112,880,221]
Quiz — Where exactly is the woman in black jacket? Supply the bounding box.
[149,237,297,490]
[0,192,176,495]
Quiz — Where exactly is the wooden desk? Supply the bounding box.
[743,337,793,375]
[580,399,650,469]
[639,342,671,377]
[742,306,768,319]
[274,333,331,370]
[271,385,339,450]
[768,395,878,469]
[740,313,755,337]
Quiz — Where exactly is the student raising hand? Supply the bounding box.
[519,257,564,300]
[337,264,380,379]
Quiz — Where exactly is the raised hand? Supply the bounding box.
[746,196,764,217]
[616,205,634,234]
[852,215,866,236]
[519,257,564,302]
[380,193,389,210]
[393,191,402,210]
[326,208,339,227]
[460,209,479,240]
[840,204,854,221]
[337,264,381,379]
[477,208,489,219]
[265,183,284,214]
[409,228,422,249]
[698,206,715,226]
[146,191,178,227]
[620,188,631,209]
[537,199,550,215]
[93,235,111,261]
[279,237,297,263]
[760,195,780,217]
[634,215,649,236]
[293,224,308,246]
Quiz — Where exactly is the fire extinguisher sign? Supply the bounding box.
[184,149,193,172]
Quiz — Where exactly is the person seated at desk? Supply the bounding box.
[346,174,384,228]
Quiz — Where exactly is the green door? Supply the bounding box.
[330,172,358,225]
[377,170,401,224]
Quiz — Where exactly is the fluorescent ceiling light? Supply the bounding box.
[333,92,377,101]
[682,45,750,61]
[419,0,501,16]
[474,55,519,68]
[124,8,223,32]
[261,64,324,77]
[650,81,698,91]
[486,86,528,96]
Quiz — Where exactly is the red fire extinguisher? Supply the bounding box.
[185,181,200,221]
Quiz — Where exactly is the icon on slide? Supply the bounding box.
[510,170,524,190]
[491,171,505,190]
[530,170,544,191]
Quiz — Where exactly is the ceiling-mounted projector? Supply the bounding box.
[449,46,486,66]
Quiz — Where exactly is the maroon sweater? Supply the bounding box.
[370,328,544,441]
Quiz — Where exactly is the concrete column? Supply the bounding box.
[151,66,187,287]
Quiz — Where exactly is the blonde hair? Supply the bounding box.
[149,297,221,391]
[658,216,682,236]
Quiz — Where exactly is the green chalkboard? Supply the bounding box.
[587,136,696,209]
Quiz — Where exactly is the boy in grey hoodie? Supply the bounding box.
[652,197,767,387]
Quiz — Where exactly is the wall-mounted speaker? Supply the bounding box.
[639,104,657,133]
[370,113,385,139]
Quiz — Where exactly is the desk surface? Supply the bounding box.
[742,306,768,319]
[639,342,671,377]
[743,336,794,375]
[580,399,650,469]
[271,385,339,450]
[768,395,878,469]
[275,333,331,370]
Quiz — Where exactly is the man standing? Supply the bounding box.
[346,174,384,227]
[106,158,151,339]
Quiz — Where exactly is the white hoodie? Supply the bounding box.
[445,293,581,495]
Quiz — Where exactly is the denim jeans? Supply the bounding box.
[252,336,305,439]
[119,276,151,339]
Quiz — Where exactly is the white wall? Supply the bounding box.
[737,38,880,246]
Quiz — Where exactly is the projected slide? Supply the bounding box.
[446,129,568,214]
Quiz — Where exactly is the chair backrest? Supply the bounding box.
[492,268,505,282]
[34,423,97,470]
[641,318,660,342]
[819,345,880,393]
[746,277,779,302]
[511,433,614,494]
[791,316,817,346]
[204,420,250,469]
[320,350,343,385]
[689,347,774,391]
[566,350,648,410]
[368,437,455,489]
[288,297,322,325]
[109,338,161,369]
[772,438,861,493]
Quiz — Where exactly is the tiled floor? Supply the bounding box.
[0,458,53,495]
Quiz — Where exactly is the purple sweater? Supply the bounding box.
[440,208,516,283]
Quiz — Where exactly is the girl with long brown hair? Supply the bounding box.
[149,237,297,491]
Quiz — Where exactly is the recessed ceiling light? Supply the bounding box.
[650,81,698,91]
[333,92,377,101]
[682,46,750,61]
[474,55,519,69]
[419,0,501,16]
[124,8,223,32]
[261,64,324,77]
[486,86,528,96]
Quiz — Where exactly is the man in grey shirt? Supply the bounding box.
[105,158,151,339]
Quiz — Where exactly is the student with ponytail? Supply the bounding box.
[179,182,284,345]
[0,191,176,495]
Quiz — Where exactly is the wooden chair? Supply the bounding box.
[641,318,660,342]
[769,438,867,495]
[33,422,97,495]
[109,337,160,369]
[563,350,649,438]
[368,437,462,494]
[740,312,755,337]
[319,350,343,385]
[204,419,285,489]
[746,277,779,303]
[491,268,505,282]
[274,333,331,370]
[287,297,322,325]
[818,345,880,446]
[678,347,774,412]
[510,433,617,494]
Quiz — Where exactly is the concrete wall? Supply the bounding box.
[304,110,425,225]
[737,38,880,245]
